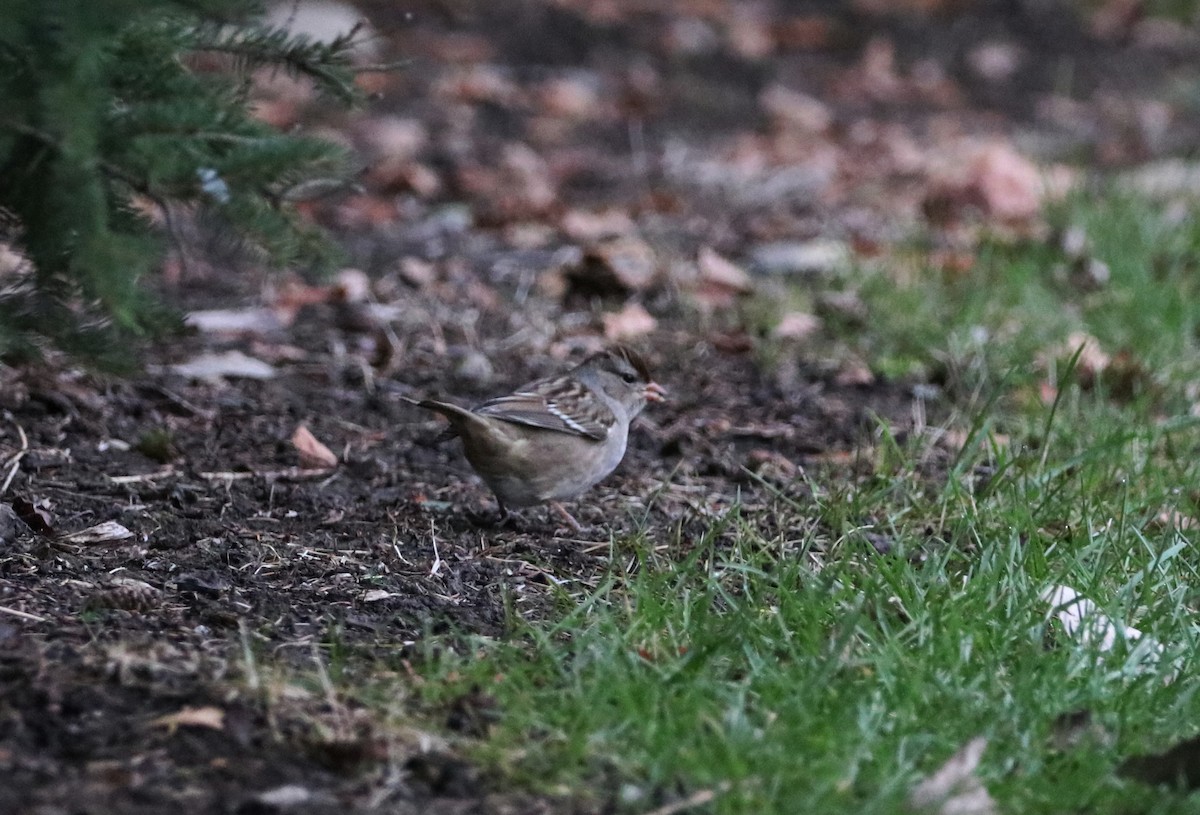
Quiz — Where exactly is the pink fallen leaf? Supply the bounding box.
[773,312,822,340]
[561,208,636,242]
[568,237,658,295]
[969,142,1043,222]
[695,247,752,309]
[760,84,832,133]
[291,425,338,469]
[602,302,658,341]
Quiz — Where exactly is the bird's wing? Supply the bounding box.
[474,377,614,441]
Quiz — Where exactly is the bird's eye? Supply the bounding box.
[619,368,639,383]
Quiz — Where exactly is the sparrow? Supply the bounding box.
[413,346,665,527]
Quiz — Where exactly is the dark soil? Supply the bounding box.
[3,1,1199,812]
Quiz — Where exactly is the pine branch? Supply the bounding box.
[184,20,363,102]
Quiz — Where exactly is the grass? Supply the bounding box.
[409,427,1200,812]
[334,188,1200,812]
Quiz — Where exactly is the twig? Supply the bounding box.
[108,467,178,484]
[0,604,47,623]
[429,518,443,576]
[0,422,28,498]
[198,466,334,482]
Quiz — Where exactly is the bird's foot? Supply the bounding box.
[466,502,517,529]
[548,501,585,534]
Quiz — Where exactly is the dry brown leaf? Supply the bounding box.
[1052,331,1111,382]
[537,76,602,119]
[292,425,338,469]
[433,65,522,107]
[602,302,658,341]
[568,237,658,295]
[695,247,752,309]
[1150,509,1200,532]
[938,428,1010,454]
[773,312,822,341]
[151,705,226,733]
[967,41,1023,83]
[561,208,636,242]
[907,737,996,815]
[727,8,775,58]
[60,521,134,545]
[775,14,836,49]
[358,115,428,163]
[760,85,832,133]
[835,359,875,387]
[968,142,1043,222]
[397,256,438,288]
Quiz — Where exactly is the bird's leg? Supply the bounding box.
[549,501,584,534]
[466,496,514,528]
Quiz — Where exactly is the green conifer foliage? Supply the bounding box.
[0,0,364,357]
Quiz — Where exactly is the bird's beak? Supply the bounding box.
[643,381,667,403]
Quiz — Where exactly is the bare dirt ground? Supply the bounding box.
[3,1,1200,812]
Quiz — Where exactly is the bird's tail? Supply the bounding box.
[404,396,471,441]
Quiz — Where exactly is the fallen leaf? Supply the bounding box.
[1150,508,1200,531]
[776,14,835,49]
[695,247,752,311]
[727,8,774,58]
[561,208,636,242]
[760,84,832,133]
[818,290,869,326]
[397,256,437,288]
[151,705,225,733]
[168,351,276,382]
[773,311,822,340]
[358,115,427,159]
[567,237,658,295]
[291,425,338,469]
[363,589,395,602]
[834,358,875,387]
[908,736,996,815]
[966,41,1023,83]
[1041,331,1110,387]
[710,329,755,354]
[537,75,602,119]
[184,308,289,335]
[60,521,134,545]
[969,142,1043,221]
[602,302,658,340]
